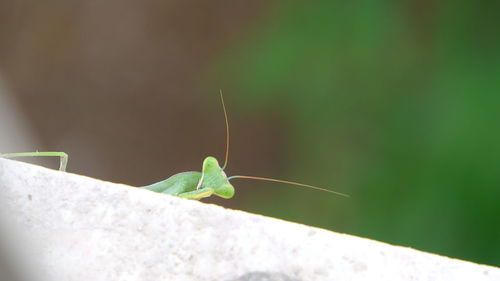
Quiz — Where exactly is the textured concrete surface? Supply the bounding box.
[0,158,499,281]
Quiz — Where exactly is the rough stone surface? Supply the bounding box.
[0,158,499,281]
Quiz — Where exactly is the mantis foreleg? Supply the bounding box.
[178,188,215,200]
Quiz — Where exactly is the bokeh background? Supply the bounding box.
[0,0,499,267]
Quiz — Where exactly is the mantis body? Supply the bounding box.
[139,92,348,200]
[1,93,349,200]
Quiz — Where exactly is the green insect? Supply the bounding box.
[1,93,349,200]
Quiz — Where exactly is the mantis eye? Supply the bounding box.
[215,183,234,199]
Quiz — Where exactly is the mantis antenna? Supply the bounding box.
[220,90,230,170]
[218,91,348,198]
[228,175,349,197]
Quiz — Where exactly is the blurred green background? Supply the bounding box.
[0,0,498,267]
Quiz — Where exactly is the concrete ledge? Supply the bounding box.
[0,158,498,281]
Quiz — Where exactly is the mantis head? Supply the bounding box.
[199,156,235,199]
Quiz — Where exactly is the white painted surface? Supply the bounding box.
[0,158,498,281]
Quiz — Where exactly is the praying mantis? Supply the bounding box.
[1,92,349,200]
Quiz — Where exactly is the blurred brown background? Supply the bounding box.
[0,0,274,187]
